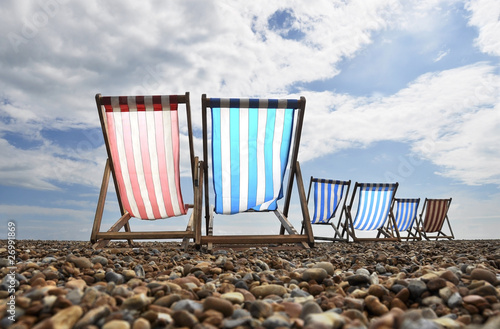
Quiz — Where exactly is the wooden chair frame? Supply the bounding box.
[416,198,454,240]
[200,94,314,249]
[302,177,351,242]
[91,92,203,249]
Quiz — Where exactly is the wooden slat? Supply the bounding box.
[91,159,111,243]
[200,234,310,245]
[96,231,195,240]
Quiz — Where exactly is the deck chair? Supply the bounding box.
[301,177,351,242]
[417,198,454,240]
[381,198,421,241]
[201,94,314,249]
[91,92,203,249]
[339,182,399,242]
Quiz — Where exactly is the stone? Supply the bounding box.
[408,280,427,299]
[105,272,125,284]
[221,292,244,304]
[368,284,387,298]
[91,256,108,266]
[344,297,364,311]
[281,301,302,319]
[313,262,335,275]
[249,300,273,318]
[427,278,447,292]
[65,279,87,291]
[37,305,83,329]
[250,284,287,298]
[171,299,203,313]
[470,268,498,285]
[303,268,328,283]
[132,318,150,329]
[67,256,93,269]
[440,270,460,285]
[447,292,463,308]
[122,270,136,280]
[154,294,182,307]
[470,284,498,297]
[203,296,234,317]
[102,320,130,329]
[395,287,410,302]
[432,317,463,329]
[172,310,198,328]
[74,305,111,329]
[346,274,370,286]
[305,311,345,329]
[121,294,151,310]
[262,313,291,329]
[365,295,389,316]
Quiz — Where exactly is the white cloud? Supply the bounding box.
[466,0,500,56]
[0,137,105,190]
[0,0,499,191]
[300,62,500,185]
[433,49,450,62]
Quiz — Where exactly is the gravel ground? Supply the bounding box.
[1,239,500,329]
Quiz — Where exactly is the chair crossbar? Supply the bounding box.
[207,98,302,109]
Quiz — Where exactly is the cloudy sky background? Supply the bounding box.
[1,0,499,241]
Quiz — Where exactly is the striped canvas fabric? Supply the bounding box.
[209,98,297,214]
[423,199,449,232]
[352,183,397,230]
[101,95,186,220]
[311,180,346,224]
[394,198,420,231]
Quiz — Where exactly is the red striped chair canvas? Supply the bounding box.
[417,198,454,240]
[91,93,203,249]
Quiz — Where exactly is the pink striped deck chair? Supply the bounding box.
[417,198,454,240]
[91,92,203,249]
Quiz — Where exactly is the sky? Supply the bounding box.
[1,0,499,241]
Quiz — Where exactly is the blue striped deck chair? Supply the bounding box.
[380,198,421,241]
[301,177,351,242]
[341,182,399,242]
[201,94,314,249]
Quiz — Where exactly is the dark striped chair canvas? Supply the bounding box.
[417,198,454,240]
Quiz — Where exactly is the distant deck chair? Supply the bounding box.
[201,94,314,249]
[417,198,454,240]
[339,182,399,242]
[381,198,421,241]
[301,177,351,242]
[91,93,203,249]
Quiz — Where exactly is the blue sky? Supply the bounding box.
[1,0,499,241]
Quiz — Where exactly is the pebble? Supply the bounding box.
[470,268,498,285]
[303,267,329,283]
[3,240,500,329]
[250,284,287,298]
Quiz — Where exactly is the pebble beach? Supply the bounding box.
[1,239,500,329]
